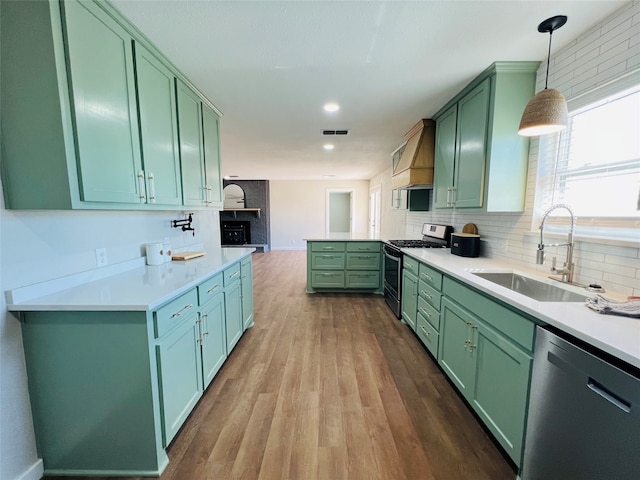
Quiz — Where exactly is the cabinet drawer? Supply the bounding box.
[403,255,419,276]
[311,242,346,252]
[154,289,198,338]
[198,272,223,305]
[418,263,443,290]
[311,253,345,270]
[417,296,440,330]
[346,242,380,253]
[345,271,380,289]
[223,263,241,286]
[310,271,345,289]
[417,313,439,358]
[346,252,380,270]
[443,277,535,351]
[418,280,442,311]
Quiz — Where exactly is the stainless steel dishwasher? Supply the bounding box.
[521,326,640,480]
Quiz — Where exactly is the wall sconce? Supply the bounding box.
[518,15,568,137]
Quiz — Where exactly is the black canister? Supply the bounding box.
[450,233,480,257]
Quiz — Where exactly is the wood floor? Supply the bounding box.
[47,250,516,480]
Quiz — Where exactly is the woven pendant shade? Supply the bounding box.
[518,15,568,137]
[518,88,568,136]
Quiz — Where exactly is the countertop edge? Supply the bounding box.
[6,248,255,312]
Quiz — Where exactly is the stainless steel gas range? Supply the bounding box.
[383,224,453,318]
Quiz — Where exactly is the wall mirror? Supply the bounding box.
[223,184,246,209]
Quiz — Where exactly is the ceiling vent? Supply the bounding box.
[322,129,350,135]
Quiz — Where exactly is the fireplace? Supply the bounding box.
[221,220,251,245]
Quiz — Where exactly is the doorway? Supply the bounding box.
[326,189,354,234]
[369,187,381,237]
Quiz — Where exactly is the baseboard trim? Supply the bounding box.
[15,459,43,480]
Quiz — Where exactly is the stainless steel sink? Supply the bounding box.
[472,272,588,303]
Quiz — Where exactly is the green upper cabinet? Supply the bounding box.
[176,82,223,208]
[176,80,207,207]
[0,0,222,211]
[134,43,182,206]
[202,104,224,208]
[433,105,458,209]
[63,0,143,204]
[433,62,539,212]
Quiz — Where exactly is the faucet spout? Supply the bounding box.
[537,204,576,283]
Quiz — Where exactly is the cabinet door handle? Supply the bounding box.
[450,187,457,206]
[147,172,156,203]
[137,170,146,202]
[170,303,193,318]
[205,185,213,206]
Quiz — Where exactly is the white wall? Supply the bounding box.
[269,180,370,250]
[397,1,640,297]
[0,186,221,480]
[369,167,408,239]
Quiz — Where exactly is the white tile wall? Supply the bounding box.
[405,0,640,297]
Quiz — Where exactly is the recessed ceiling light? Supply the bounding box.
[323,144,335,151]
[323,174,336,178]
[224,175,239,179]
[323,103,340,113]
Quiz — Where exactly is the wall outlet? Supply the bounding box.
[95,248,108,268]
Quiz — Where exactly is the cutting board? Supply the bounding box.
[171,251,206,261]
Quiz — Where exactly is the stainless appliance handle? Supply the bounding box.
[384,251,401,261]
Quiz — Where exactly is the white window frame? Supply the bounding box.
[533,70,640,243]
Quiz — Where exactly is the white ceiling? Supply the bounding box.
[111,0,626,181]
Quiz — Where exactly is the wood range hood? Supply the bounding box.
[391,119,436,190]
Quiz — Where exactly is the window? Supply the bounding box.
[535,83,640,241]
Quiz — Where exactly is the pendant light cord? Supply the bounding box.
[544,31,553,89]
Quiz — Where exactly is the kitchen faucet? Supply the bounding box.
[536,204,576,284]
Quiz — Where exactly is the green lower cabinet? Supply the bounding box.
[438,298,476,392]
[471,320,532,465]
[438,296,532,465]
[345,271,380,288]
[416,312,439,357]
[156,313,203,446]
[310,271,345,289]
[20,311,167,476]
[199,292,227,389]
[225,280,243,353]
[306,241,381,293]
[401,269,418,331]
[241,256,255,330]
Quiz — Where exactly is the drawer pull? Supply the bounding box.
[207,284,221,294]
[170,303,193,318]
[422,273,433,281]
[322,247,335,251]
[229,271,240,279]
[420,290,432,300]
[419,308,431,318]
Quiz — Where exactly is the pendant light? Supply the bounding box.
[518,15,568,137]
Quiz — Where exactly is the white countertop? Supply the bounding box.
[304,233,383,241]
[6,248,255,312]
[403,248,640,369]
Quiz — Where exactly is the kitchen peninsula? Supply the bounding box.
[7,248,254,477]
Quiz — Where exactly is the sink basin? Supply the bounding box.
[472,272,588,303]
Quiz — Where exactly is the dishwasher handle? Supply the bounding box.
[587,378,631,413]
